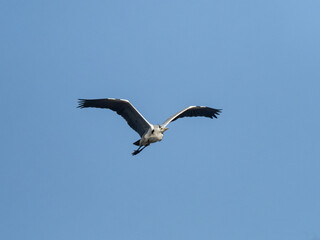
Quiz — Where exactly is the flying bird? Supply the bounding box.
[78,98,221,155]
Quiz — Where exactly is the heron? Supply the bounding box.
[78,98,221,155]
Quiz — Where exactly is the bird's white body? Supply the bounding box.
[140,125,165,146]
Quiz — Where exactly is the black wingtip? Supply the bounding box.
[77,99,86,108]
[213,108,222,118]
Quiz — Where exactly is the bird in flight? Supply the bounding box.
[78,98,221,155]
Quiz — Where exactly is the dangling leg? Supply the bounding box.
[132,144,149,156]
[132,146,142,156]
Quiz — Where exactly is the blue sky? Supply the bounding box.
[1,0,320,239]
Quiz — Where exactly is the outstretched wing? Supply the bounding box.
[78,98,152,137]
[161,106,221,128]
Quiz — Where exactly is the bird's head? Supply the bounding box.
[160,125,169,133]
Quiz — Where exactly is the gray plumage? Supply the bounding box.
[78,98,221,155]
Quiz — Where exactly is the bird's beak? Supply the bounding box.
[163,128,169,132]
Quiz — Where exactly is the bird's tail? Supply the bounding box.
[133,139,140,146]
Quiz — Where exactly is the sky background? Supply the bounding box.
[1,0,320,239]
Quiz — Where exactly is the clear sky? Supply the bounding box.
[1,0,320,239]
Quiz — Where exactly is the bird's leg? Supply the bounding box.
[132,146,145,156]
[132,145,142,156]
[132,144,148,156]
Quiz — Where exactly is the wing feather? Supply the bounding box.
[78,98,151,137]
[161,106,221,128]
